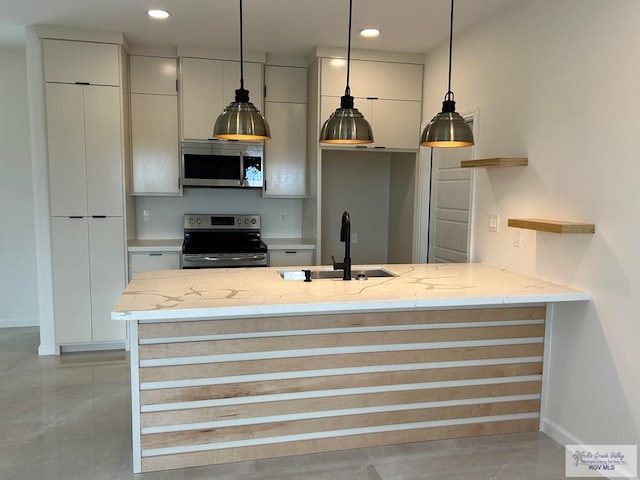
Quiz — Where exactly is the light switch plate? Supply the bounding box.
[488,214,499,232]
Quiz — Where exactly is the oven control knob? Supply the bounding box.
[197,218,201,224]
[237,219,241,225]
[245,219,249,224]
[189,218,194,225]
[251,218,257,225]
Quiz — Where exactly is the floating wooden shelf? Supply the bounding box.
[507,218,595,234]
[461,158,528,168]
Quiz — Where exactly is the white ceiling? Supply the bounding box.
[0,0,524,56]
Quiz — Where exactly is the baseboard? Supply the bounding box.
[0,317,39,328]
[542,419,639,480]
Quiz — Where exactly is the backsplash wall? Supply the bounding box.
[135,188,303,239]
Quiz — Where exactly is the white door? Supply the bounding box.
[428,120,474,263]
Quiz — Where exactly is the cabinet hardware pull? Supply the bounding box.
[366,97,379,100]
[149,253,163,256]
[92,215,107,218]
[75,82,90,85]
[69,216,83,219]
[285,251,297,254]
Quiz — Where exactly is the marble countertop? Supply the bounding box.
[262,238,316,250]
[128,239,183,252]
[112,263,590,322]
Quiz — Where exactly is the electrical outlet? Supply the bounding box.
[513,230,522,247]
[279,211,287,223]
[143,209,151,222]
[351,232,358,244]
[488,214,499,232]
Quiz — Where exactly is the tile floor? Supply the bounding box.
[0,327,577,479]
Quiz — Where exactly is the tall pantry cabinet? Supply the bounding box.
[43,39,127,347]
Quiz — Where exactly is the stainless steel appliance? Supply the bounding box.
[181,214,268,269]
[181,140,264,188]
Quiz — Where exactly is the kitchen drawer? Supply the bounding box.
[129,252,181,280]
[268,249,314,267]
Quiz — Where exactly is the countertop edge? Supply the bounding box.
[111,292,591,322]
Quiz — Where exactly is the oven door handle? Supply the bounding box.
[184,254,267,262]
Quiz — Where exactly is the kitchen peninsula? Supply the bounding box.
[112,263,590,473]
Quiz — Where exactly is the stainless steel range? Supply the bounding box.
[181,214,268,269]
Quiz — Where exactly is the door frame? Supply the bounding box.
[413,108,479,263]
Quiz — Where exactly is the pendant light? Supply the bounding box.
[319,0,374,145]
[213,0,271,141]
[420,0,474,148]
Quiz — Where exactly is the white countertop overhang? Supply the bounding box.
[112,263,591,322]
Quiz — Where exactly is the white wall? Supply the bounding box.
[0,48,39,327]
[321,150,391,265]
[135,191,303,239]
[423,0,639,450]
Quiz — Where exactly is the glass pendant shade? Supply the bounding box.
[320,94,374,144]
[213,89,271,141]
[420,98,474,147]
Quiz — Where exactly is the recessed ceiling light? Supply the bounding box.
[360,28,380,38]
[147,9,170,19]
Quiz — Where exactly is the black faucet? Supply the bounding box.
[332,211,352,281]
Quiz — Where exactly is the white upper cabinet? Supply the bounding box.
[180,58,223,140]
[180,57,263,140]
[46,83,123,216]
[265,65,307,103]
[320,58,422,101]
[263,65,307,197]
[319,58,423,149]
[131,94,180,194]
[130,56,180,195]
[43,39,120,86]
[130,56,177,95]
[222,61,264,112]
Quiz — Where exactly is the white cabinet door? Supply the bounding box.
[46,83,88,217]
[351,61,423,101]
[264,102,307,197]
[269,250,314,267]
[51,217,92,344]
[43,39,120,86]
[84,86,124,216]
[46,84,123,216]
[129,252,181,279]
[180,58,223,140]
[131,94,180,194]
[51,217,126,344]
[265,65,306,103]
[130,56,177,95]
[370,99,422,149]
[89,217,126,342]
[222,61,264,112]
[181,58,264,140]
[321,58,423,101]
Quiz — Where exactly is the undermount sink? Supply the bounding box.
[278,268,396,281]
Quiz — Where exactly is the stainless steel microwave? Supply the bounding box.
[181,140,264,188]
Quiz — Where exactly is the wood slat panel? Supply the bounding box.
[141,418,540,471]
[141,381,542,428]
[141,400,540,449]
[138,306,546,339]
[140,363,542,405]
[140,343,544,382]
[139,324,545,360]
[142,380,541,427]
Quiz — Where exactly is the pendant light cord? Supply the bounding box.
[239,0,245,91]
[345,0,353,97]
[446,0,454,101]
